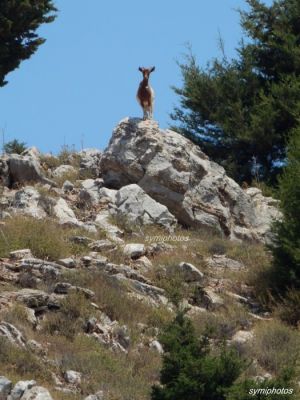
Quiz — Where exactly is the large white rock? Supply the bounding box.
[53,198,80,226]
[114,184,177,231]
[12,187,47,219]
[79,178,104,204]
[20,386,53,400]
[101,118,281,242]
[8,380,36,400]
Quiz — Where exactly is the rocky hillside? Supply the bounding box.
[0,119,298,400]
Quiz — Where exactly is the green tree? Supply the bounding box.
[3,139,27,154]
[171,0,300,184]
[269,126,300,292]
[227,375,296,400]
[151,312,243,400]
[0,0,57,87]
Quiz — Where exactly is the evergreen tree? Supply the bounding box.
[0,0,57,87]
[151,312,242,400]
[269,126,300,292]
[171,0,300,184]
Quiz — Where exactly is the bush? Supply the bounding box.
[43,292,93,339]
[151,311,243,400]
[251,320,300,375]
[3,139,27,154]
[0,337,51,381]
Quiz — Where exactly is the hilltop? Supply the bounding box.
[0,119,298,400]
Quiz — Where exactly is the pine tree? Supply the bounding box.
[269,126,300,292]
[151,312,242,400]
[0,0,57,87]
[171,0,300,184]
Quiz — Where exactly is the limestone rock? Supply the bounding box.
[84,391,104,400]
[0,322,26,347]
[123,243,146,259]
[101,118,280,242]
[0,376,13,400]
[114,184,177,231]
[10,249,33,260]
[64,370,81,385]
[205,255,245,270]
[12,187,46,219]
[8,154,53,186]
[78,148,102,177]
[20,386,53,400]
[175,262,204,282]
[79,178,104,204]
[53,198,80,226]
[8,380,36,400]
[52,165,76,178]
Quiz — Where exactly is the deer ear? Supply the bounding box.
[138,67,143,72]
[150,66,155,72]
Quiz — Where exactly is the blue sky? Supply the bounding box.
[0,0,273,154]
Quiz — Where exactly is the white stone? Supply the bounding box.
[8,380,36,400]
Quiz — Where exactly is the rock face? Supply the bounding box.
[113,184,177,231]
[7,154,53,187]
[101,118,280,241]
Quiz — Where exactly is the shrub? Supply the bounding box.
[251,320,300,375]
[3,139,27,154]
[151,311,243,400]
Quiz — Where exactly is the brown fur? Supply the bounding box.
[137,66,155,119]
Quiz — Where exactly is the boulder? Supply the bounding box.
[84,391,104,400]
[20,386,53,400]
[8,380,36,400]
[123,243,146,259]
[64,370,81,385]
[0,376,13,400]
[12,187,47,219]
[8,154,53,186]
[79,178,104,204]
[175,262,204,282]
[78,148,102,177]
[205,255,245,270]
[101,118,280,242]
[10,249,33,260]
[114,184,177,231]
[52,165,76,178]
[0,322,26,347]
[53,198,80,226]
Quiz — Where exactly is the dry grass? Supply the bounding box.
[0,215,89,260]
[250,319,300,375]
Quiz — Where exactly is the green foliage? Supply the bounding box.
[151,312,243,400]
[3,139,27,154]
[171,0,300,184]
[269,126,300,292]
[0,0,56,86]
[227,372,297,400]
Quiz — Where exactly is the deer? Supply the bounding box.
[136,66,155,120]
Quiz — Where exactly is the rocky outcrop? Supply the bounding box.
[101,118,280,242]
[113,184,177,231]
